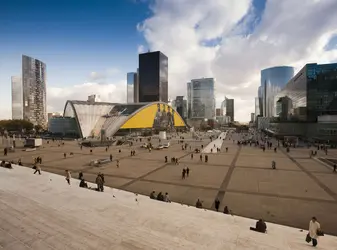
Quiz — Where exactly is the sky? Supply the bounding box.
[1,0,337,122]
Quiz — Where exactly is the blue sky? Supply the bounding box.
[0,0,150,84]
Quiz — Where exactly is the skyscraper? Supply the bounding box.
[225,98,234,122]
[261,66,294,117]
[22,55,47,127]
[174,96,187,119]
[138,51,168,103]
[187,78,215,119]
[134,68,139,103]
[127,72,137,103]
[11,76,23,119]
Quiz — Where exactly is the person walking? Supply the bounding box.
[308,217,321,247]
[214,198,220,212]
[117,160,120,168]
[65,170,71,185]
[110,154,113,161]
[33,165,41,175]
[186,167,190,177]
[95,173,104,192]
[333,164,336,173]
[182,168,186,179]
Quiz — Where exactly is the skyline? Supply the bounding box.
[1,0,337,122]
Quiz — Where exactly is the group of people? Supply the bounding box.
[182,167,190,179]
[150,191,171,202]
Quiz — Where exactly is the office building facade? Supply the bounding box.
[255,97,260,121]
[138,51,168,103]
[187,78,215,119]
[275,63,337,122]
[11,76,23,120]
[174,96,187,119]
[261,66,294,117]
[251,113,255,122]
[127,72,137,103]
[225,98,234,122]
[22,55,47,127]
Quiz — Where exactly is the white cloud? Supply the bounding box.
[47,80,126,114]
[137,44,146,53]
[89,68,120,81]
[138,0,337,121]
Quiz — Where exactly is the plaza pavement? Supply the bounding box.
[1,132,337,235]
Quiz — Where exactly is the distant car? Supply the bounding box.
[163,142,170,148]
[156,145,164,150]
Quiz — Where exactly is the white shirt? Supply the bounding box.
[309,220,321,239]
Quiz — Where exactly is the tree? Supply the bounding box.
[0,119,34,132]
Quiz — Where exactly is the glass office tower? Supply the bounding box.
[225,98,234,122]
[261,66,294,117]
[11,76,23,119]
[127,72,136,103]
[187,78,215,119]
[275,63,337,121]
[138,51,168,103]
[22,55,47,127]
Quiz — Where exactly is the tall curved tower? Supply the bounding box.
[261,66,294,117]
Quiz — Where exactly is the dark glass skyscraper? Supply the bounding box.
[22,55,47,127]
[261,66,294,117]
[139,51,168,103]
[275,63,337,121]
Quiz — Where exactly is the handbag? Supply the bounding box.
[317,229,324,236]
[305,233,311,243]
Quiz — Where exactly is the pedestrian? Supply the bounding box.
[106,147,108,152]
[226,147,228,152]
[4,148,7,156]
[33,165,41,175]
[272,160,276,169]
[95,173,103,192]
[64,153,66,158]
[119,149,121,153]
[131,150,133,156]
[165,156,168,162]
[191,153,193,159]
[200,154,203,161]
[205,155,208,163]
[78,171,83,180]
[333,164,336,173]
[65,170,71,185]
[100,173,105,192]
[214,198,220,212]
[117,160,120,168]
[175,158,179,165]
[186,167,190,177]
[182,168,186,179]
[110,154,113,161]
[308,217,321,247]
[223,206,229,214]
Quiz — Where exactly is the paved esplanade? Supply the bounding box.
[202,132,227,154]
[1,132,337,235]
[1,166,337,250]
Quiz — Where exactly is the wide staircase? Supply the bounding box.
[1,166,337,250]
